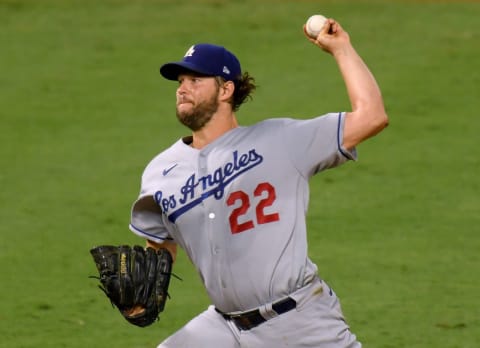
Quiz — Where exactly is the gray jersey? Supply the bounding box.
[130,112,356,313]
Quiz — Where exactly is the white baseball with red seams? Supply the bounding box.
[306,14,328,38]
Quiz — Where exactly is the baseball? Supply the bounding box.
[305,14,327,38]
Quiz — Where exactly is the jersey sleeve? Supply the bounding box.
[282,112,357,177]
[129,195,172,243]
[129,166,173,243]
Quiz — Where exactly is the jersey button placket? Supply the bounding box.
[199,155,218,251]
[199,153,207,170]
[198,152,207,198]
[206,207,226,288]
[208,213,220,254]
[199,150,227,290]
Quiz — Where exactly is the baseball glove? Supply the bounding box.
[90,245,172,327]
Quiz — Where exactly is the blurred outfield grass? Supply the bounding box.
[0,0,479,347]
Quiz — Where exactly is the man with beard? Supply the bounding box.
[128,18,388,347]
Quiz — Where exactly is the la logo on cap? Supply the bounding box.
[184,46,195,57]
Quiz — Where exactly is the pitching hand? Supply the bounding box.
[303,19,351,56]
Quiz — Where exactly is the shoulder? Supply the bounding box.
[254,117,294,127]
[142,138,192,177]
[244,114,340,135]
[241,118,296,134]
[248,114,340,129]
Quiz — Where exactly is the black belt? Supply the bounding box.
[215,297,296,331]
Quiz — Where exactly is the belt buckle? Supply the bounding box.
[231,310,264,331]
[221,298,297,331]
[233,315,253,331]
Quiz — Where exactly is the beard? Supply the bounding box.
[176,92,219,132]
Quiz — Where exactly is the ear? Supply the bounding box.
[218,81,235,102]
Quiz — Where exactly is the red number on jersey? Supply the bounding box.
[226,182,280,234]
[227,190,255,234]
[254,182,280,224]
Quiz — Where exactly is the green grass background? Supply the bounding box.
[1,0,479,347]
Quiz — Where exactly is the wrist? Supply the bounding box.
[331,44,355,59]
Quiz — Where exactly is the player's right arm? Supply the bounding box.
[304,18,389,150]
[147,239,178,262]
[122,238,176,318]
[130,194,177,261]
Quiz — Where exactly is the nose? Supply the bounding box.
[176,84,184,95]
[177,79,188,93]
[176,82,188,102]
[177,86,188,101]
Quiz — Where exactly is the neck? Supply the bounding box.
[191,111,238,149]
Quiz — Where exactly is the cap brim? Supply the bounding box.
[160,61,214,81]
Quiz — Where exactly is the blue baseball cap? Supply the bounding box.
[160,43,242,83]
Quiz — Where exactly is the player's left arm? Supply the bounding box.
[338,42,388,150]
[305,19,389,150]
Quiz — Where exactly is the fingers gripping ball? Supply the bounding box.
[305,14,327,38]
[90,245,173,327]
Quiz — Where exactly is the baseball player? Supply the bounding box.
[129,18,388,347]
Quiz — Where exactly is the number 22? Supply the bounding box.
[226,182,280,234]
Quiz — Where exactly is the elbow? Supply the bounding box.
[354,98,389,132]
[343,106,389,148]
[378,110,389,130]
[372,108,389,133]
[361,110,388,142]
